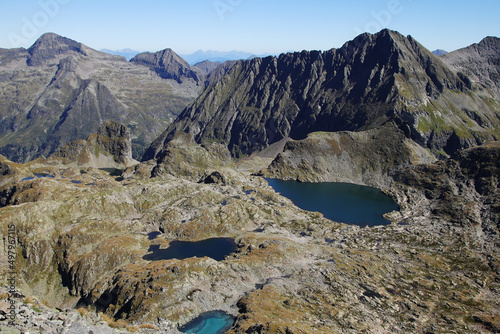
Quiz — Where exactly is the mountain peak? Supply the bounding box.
[35,32,62,41]
[432,49,449,56]
[442,35,500,98]
[130,48,203,84]
[478,36,500,49]
[27,33,86,66]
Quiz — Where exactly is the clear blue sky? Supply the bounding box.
[1,0,499,55]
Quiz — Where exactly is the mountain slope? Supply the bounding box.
[0,33,203,162]
[193,60,222,75]
[144,30,500,161]
[442,36,500,98]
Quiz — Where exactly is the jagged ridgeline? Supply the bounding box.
[145,29,500,161]
[0,33,211,163]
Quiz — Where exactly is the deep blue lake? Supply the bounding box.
[266,179,398,227]
[179,311,235,334]
[143,238,237,261]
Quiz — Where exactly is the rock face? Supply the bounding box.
[0,157,14,177]
[0,287,176,333]
[0,33,203,162]
[50,120,135,167]
[150,132,233,180]
[145,30,500,161]
[442,36,500,98]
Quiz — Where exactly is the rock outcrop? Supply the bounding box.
[0,156,15,177]
[150,132,233,180]
[145,30,500,161]
[50,120,136,168]
[0,287,177,333]
[393,141,500,237]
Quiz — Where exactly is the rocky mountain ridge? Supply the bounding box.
[442,36,500,99]
[145,30,500,164]
[0,33,204,163]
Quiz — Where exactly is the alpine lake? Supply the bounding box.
[265,179,399,227]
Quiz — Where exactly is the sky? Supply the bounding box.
[1,0,499,55]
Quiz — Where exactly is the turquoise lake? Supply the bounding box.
[266,179,399,227]
[179,311,235,334]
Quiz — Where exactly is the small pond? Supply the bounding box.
[266,179,399,227]
[35,173,55,178]
[143,238,237,261]
[22,173,55,181]
[179,311,235,334]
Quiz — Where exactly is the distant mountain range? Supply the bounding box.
[100,48,272,65]
[432,49,449,56]
[179,50,273,65]
[99,48,141,60]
